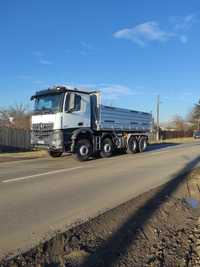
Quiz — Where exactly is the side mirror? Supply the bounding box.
[68,93,75,112]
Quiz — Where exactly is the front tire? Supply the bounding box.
[48,150,63,158]
[74,139,92,161]
[100,138,113,158]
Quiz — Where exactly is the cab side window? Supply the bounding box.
[64,94,70,112]
[64,93,82,112]
[74,94,81,111]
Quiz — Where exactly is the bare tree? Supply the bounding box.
[188,99,200,129]
[0,104,31,130]
[171,115,185,131]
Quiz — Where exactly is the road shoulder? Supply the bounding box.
[0,150,48,163]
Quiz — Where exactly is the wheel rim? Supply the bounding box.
[132,141,137,151]
[80,145,89,156]
[104,143,111,153]
[141,139,147,151]
[144,140,147,150]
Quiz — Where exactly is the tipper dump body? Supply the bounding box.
[99,105,152,132]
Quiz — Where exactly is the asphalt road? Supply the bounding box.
[1,141,200,258]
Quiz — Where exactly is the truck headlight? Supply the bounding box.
[31,131,36,144]
[51,130,63,148]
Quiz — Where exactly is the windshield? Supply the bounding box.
[34,93,64,114]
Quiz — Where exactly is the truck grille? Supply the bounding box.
[32,123,54,131]
[32,123,54,137]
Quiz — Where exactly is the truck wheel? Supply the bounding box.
[100,138,113,158]
[74,139,92,161]
[138,136,148,152]
[126,136,138,154]
[48,150,63,158]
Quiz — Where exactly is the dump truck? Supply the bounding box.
[31,86,152,161]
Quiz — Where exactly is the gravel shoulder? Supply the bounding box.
[2,165,200,267]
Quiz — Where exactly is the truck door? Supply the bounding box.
[63,92,91,129]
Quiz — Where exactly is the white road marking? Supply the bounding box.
[1,166,84,184]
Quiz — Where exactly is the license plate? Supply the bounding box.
[37,140,45,144]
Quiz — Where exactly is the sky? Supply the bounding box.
[0,0,200,122]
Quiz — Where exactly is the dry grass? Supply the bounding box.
[0,150,48,159]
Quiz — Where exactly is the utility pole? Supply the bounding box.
[156,95,160,141]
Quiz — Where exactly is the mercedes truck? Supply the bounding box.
[31,86,152,161]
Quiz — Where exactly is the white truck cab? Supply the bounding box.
[31,86,152,161]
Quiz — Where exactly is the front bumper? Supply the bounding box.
[31,130,63,151]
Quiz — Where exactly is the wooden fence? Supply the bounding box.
[0,127,31,152]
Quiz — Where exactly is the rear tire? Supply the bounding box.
[126,136,138,154]
[48,150,63,158]
[100,138,113,158]
[138,136,148,152]
[74,139,92,161]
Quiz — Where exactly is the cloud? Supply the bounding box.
[32,51,44,57]
[178,91,194,101]
[64,42,94,56]
[33,80,45,85]
[77,83,144,101]
[80,51,89,56]
[114,14,198,46]
[80,41,94,56]
[179,35,188,44]
[39,59,52,65]
[100,84,143,100]
[182,92,193,96]
[16,75,32,80]
[171,14,198,31]
[33,51,53,65]
[114,21,173,46]
[80,41,93,50]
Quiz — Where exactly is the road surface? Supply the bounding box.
[1,141,200,258]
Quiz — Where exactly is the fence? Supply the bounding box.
[161,130,193,140]
[150,130,193,142]
[0,127,31,152]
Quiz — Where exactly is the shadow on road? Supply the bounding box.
[64,142,200,161]
[146,142,180,152]
[79,155,200,267]
[94,143,181,160]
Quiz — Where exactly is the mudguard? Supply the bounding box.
[71,128,94,152]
